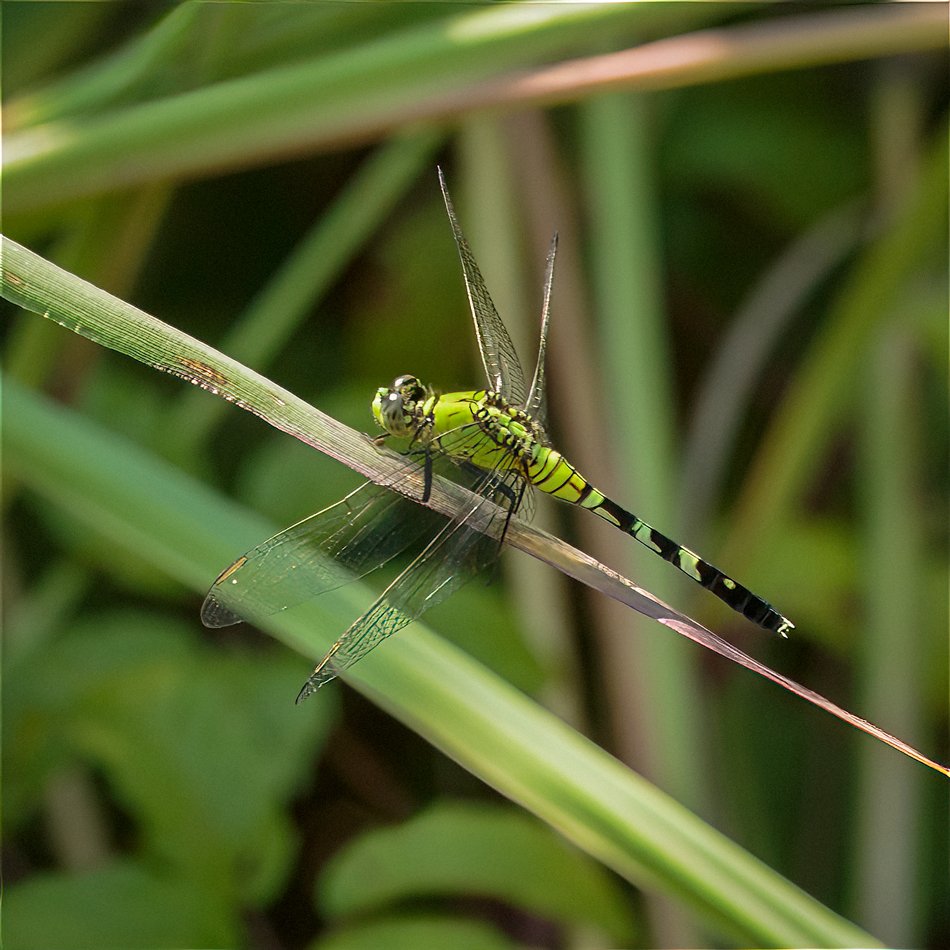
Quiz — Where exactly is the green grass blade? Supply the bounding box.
[853,324,929,944]
[11,4,941,216]
[579,91,707,812]
[3,3,648,213]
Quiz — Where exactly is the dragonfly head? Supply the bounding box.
[373,375,428,438]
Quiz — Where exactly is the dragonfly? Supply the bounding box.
[202,169,794,703]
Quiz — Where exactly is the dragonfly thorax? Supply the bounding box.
[423,389,548,476]
[373,375,548,472]
[471,392,546,459]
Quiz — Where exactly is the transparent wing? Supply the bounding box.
[296,468,525,701]
[525,233,558,431]
[201,480,442,628]
[438,167,527,406]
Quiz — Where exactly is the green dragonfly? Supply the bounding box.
[202,170,794,702]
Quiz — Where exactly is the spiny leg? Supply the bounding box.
[421,445,434,503]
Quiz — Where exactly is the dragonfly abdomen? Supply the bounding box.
[527,448,793,637]
[599,495,792,635]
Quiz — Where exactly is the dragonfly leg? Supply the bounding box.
[421,446,434,503]
[497,478,527,550]
[472,469,525,556]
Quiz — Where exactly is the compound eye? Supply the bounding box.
[393,375,423,401]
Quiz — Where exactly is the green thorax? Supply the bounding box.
[373,375,548,472]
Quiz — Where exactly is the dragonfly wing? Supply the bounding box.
[296,467,522,700]
[438,168,527,406]
[525,232,558,430]
[296,601,412,700]
[201,480,441,628]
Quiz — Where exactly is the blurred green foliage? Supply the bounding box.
[2,3,947,949]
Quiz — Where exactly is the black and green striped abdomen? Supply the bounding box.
[527,446,794,637]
